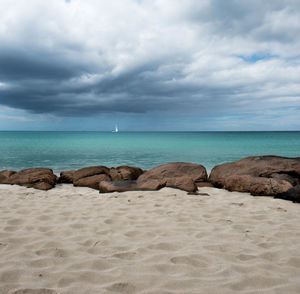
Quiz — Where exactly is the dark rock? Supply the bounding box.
[209,156,300,197]
[0,170,16,184]
[99,180,165,193]
[275,185,300,203]
[138,162,207,183]
[109,166,143,181]
[166,176,197,192]
[8,168,57,190]
[58,170,75,183]
[188,191,210,196]
[196,182,214,188]
[74,174,111,189]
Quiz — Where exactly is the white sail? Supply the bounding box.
[113,124,119,133]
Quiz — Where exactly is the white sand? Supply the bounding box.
[0,184,300,294]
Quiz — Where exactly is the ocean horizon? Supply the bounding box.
[1,131,300,173]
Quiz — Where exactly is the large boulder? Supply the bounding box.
[73,166,110,189]
[0,170,16,184]
[138,162,207,183]
[99,180,165,193]
[7,168,57,190]
[109,166,143,181]
[137,162,207,192]
[209,156,300,200]
[57,170,75,183]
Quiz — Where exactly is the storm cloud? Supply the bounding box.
[0,0,300,130]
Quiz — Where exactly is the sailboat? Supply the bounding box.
[112,124,119,133]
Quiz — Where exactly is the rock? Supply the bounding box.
[137,162,207,192]
[73,166,111,189]
[109,166,143,181]
[8,168,57,190]
[0,170,16,184]
[58,170,75,183]
[224,175,293,196]
[196,182,214,188]
[73,166,110,182]
[209,155,300,197]
[99,180,165,193]
[137,180,165,191]
[275,185,300,203]
[188,191,210,196]
[74,174,111,189]
[166,176,197,192]
[71,165,143,190]
[138,162,207,183]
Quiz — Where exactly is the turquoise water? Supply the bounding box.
[0,131,300,173]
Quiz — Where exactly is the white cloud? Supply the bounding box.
[0,0,299,129]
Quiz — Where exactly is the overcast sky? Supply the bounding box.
[0,0,300,131]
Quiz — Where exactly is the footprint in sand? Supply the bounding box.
[112,252,137,260]
[35,248,69,258]
[148,242,180,251]
[106,282,136,294]
[7,218,23,225]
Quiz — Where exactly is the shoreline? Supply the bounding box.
[1,156,300,203]
[1,184,300,293]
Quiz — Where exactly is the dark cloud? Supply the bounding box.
[0,0,299,130]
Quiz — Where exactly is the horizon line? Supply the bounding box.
[1,130,300,133]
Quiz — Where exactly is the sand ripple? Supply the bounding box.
[1,184,300,293]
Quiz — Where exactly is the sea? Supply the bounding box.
[0,131,300,173]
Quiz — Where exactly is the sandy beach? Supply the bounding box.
[1,184,300,294]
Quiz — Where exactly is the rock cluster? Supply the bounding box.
[209,155,300,202]
[62,162,207,193]
[0,168,57,190]
[98,163,207,193]
[1,156,299,202]
[60,165,144,190]
[0,163,207,193]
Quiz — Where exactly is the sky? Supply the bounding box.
[0,0,300,131]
